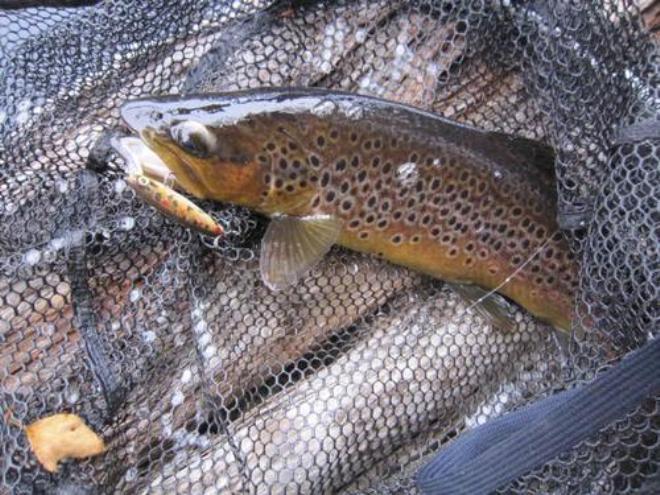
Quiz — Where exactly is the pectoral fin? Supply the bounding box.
[260,214,342,291]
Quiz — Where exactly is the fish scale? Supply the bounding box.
[120,88,578,331]
[258,112,577,325]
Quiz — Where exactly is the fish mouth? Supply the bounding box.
[119,99,207,197]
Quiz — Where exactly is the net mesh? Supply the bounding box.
[0,0,658,493]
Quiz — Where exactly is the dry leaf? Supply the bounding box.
[25,413,105,472]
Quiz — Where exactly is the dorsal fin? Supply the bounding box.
[483,132,557,188]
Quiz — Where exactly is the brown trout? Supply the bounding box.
[120,88,578,331]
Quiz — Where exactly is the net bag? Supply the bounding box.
[0,1,658,494]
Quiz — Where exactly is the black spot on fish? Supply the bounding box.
[274,179,283,189]
[391,234,403,245]
[357,170,367,183]
[310,155,321,168]
[279,158,288,170]
[351,155,360,168]
[330,129,339,140]
[342,200,353,211]
[371,157,380,168]
[340,181,350,194]
[316,135,325,147]
[335,159,347,172]
[321,172,330,187]
[285,184,295,193]
[350,132,358,142]
[258,154,269,163]
[359,231,369,240]
[325,191,336,203]
[266,142,276,151]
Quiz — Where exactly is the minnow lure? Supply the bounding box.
[120,88,578,331]
[112,136,223,237]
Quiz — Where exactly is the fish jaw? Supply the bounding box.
[120,96,271,208]
[121,99,212,199]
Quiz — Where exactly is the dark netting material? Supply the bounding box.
[0,1,657,494]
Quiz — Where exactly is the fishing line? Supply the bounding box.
[464,236,552,316]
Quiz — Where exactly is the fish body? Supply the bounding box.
[120,88,578,330]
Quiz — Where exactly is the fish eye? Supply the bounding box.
[169,120,216,158]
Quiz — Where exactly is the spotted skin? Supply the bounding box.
[125,174,223,237]
[121,88,578,331]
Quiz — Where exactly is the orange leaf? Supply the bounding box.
[25,413,105,472]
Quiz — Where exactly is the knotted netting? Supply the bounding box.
[0,1,658,493]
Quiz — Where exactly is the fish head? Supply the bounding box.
[120,95,271,208]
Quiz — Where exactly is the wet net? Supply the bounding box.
[0,0,658,493]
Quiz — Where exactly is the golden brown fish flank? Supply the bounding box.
[122,89,578,330]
